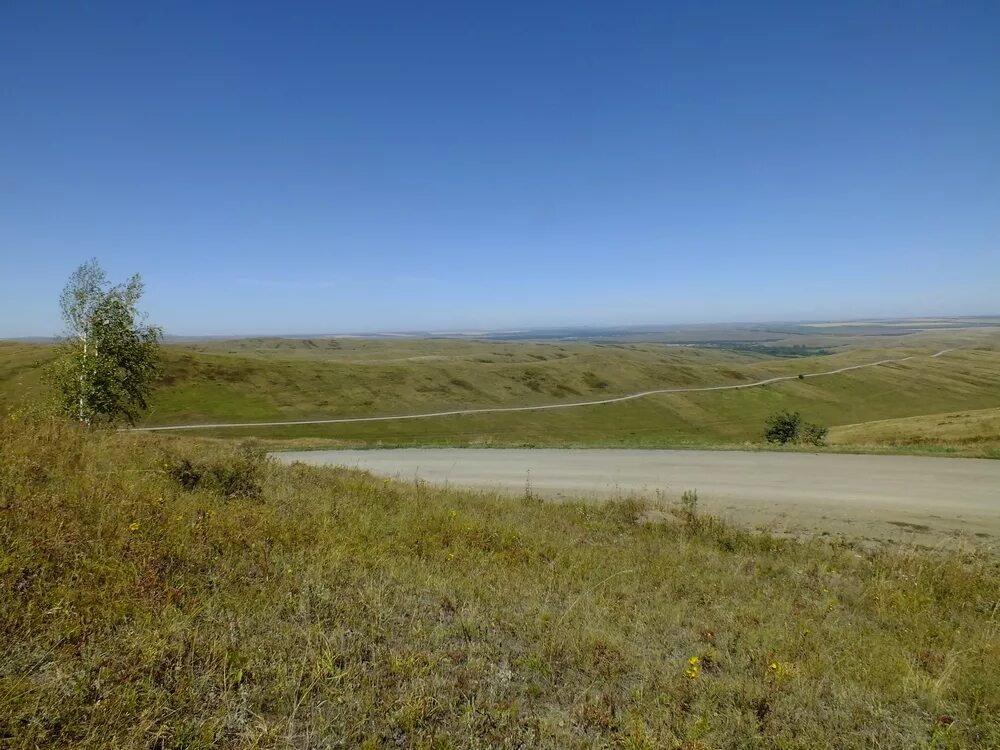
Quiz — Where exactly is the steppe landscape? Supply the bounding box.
[3,2,998,747]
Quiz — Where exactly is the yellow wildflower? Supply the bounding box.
[128,522,140,531]
[685,655,700,679]
[767,661,793,679]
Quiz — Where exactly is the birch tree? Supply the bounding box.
[48,260,162,425]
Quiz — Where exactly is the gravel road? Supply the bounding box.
[275,448,1000,544]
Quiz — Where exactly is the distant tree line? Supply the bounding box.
[721,343,833,358]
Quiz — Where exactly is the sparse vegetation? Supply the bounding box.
[1,415,998,747]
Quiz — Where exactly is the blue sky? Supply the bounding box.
[2,1,998,336]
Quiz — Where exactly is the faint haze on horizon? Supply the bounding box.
[6,316,1000,344]
[2,2,998,338]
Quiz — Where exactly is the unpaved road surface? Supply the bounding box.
[276,448,1000,545]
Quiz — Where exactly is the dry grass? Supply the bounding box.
[2,416,998,748]
[830,407,1000,458]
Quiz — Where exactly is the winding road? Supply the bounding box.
[131,348,955,432]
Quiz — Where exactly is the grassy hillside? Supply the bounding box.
[0,342,53,412]
[146,340,771,425]
[3,331,999,454]
[830,407,1000,454]
[2,417,998,748]
[0,339,771,422]
[189,348,1000,457]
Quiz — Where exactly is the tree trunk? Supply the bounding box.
[79,334,87,423]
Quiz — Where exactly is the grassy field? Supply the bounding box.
[185,347,1000,458]
[0,339,769,422]
[3,326,999,456]
[0,342,52,412]
[2,416,998,748]
[830,407,1000,454]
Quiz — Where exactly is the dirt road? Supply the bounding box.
[275,448,1000,545]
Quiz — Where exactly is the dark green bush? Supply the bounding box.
[764,410,802,444]
[764,411,828,446]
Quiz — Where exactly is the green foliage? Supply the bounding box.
[764,410,828,446]
[46,260,162,425]
[799,421,829,446]
[764,410,802,444]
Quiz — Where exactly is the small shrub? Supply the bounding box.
[680,489,699,521]
[799,422,829,446]
[764,410,802,444]
[167,457,202,490]
[764,411,828,446]
[164,442,266,499]
[677,489,703,534]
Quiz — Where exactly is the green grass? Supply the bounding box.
[0,342,53,412]
[3,330,1000,455]
[2,416,998,747]
[188,348,1000,457]
[145,340,774,424]
[1,339,771,423]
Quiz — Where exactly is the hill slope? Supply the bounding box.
[186,347,1000,456]
[3,335,999,455]
[2,418,998,747]
[830,406,1000,453]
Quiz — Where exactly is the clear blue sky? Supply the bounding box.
[2,2,998,336]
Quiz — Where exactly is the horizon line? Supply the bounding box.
[4,313,1000,342]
